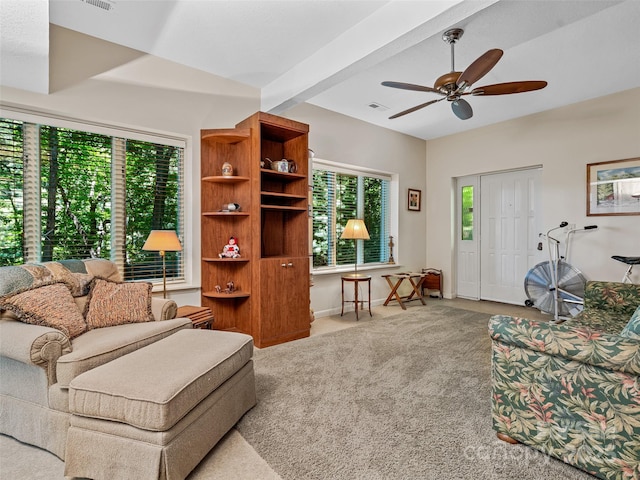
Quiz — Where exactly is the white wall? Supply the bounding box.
[286,103,427,317]
[426,88,640,299]
[1,33,261,305]
[1,33,427,313]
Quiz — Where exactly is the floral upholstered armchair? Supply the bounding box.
[489,281,640,479]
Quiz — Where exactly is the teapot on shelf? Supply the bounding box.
[271,159,289,172]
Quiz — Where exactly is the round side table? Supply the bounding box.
[341,274,372,320]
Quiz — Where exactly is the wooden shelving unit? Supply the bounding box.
[201,112,310,347]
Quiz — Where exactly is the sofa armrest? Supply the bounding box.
[583,281,640,316]
[0,318,71,385]
[151,297,178,321]
[489,315,640,375]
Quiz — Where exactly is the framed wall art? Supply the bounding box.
[408,188,421,212]
[587,157,640,216]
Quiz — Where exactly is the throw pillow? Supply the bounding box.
[0,282,87,339]
[620,305,640,340]
[84,277,154,329]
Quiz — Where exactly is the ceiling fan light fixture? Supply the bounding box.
[451,99,473,120]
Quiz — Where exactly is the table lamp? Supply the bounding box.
[142,230,182,298]
[340,219,370,276]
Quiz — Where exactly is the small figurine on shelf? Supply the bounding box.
[221,203,241,212]
[224,281,235,294]
[221,162,234,176]
[219,236,241,258]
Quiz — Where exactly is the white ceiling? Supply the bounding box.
[2,0,640,140]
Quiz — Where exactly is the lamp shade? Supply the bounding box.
[142,230,182,252]
[340,219,370,240]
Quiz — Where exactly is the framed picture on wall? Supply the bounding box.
[587,157,640,216]
[408,188,421,211]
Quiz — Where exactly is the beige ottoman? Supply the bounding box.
[64,329,256,480]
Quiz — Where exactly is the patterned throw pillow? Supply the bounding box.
[0,282,87,339]
[84,277,154,329]
[0,262,91,298]
[620,306,640,340]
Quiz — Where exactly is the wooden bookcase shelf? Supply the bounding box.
[260,169,306,181]
[202,291,250,299]
[260,191,307,199]
[201,112,311,347]
[202,257,249,263]
[260,205,307,211]
[202,175,250,183]
[201,129,250,144]
[202,211,250,217]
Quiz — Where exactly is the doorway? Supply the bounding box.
[456,168,543,305]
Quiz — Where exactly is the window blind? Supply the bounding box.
[39,126,112,261]
[0,119,24,265]
[312,163,390,269]
[363,176,390,264]
[0,116,185,287]
[124,140,184,282]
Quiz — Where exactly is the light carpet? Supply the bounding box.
[236,304,595,480]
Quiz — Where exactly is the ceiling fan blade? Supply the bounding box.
[456,49,503,90]
[451,99,473,120]
[388,98,444,119]
[470,81,548,96]
[381,81,443,95]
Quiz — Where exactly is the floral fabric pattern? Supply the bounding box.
[489,281,640,480]
[621,307,640,340]
[583,281,640,315]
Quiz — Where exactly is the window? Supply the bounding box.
[312,161,390,269]
[0,115,185,285]
[461,185,474,240]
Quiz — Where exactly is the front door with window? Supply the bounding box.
[456,168,542,305]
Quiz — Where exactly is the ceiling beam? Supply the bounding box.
[261,0,499,114]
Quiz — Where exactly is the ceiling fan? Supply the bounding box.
[382,28,547,120]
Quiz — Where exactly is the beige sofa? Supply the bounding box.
[0,258,192,459]
[0,258,256,479]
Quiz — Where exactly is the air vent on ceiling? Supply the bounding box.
[82,0,115,11]
[368,102,389,112]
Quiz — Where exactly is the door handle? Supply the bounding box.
[287,262,293,267]
[281,263,287,267]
